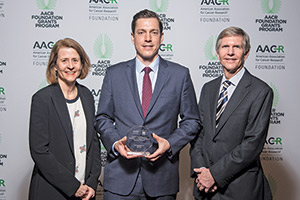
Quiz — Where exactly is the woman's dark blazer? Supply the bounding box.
[28,82,101,200]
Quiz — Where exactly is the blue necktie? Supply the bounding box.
[216,80,231,128]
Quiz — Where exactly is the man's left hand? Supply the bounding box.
[194,167,216,193]
[145,133,170,162]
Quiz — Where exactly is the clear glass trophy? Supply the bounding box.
[126,126,156,156]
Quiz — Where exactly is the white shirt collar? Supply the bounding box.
[222,67,245,86]
[135,56,160,73]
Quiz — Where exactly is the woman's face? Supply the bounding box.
[55,47,82,86]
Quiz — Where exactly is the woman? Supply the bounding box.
[29,38,101,200]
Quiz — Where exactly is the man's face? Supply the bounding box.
[217,35,249,78]
[131,18,164,65]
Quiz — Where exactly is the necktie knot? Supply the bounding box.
[223,80,231,89]
[144,67,152,75]
[216,80,231,128]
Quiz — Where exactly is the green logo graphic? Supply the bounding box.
[36,0,56,10]
[0,87,4,95]
[270,83,279,107]
[94,34,113,59]
[0,179,5,187]
[261,0,281,14]
[267,173,277,196]
[204,36,218,60]
[149,0,169,12]
[38,79,48,90]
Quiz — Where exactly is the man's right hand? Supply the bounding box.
[114,136,142,159]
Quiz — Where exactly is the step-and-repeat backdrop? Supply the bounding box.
[0,0,299,199]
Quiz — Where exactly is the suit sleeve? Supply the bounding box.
[167,68,200,157]
[94,69,120,159]
[190,85,206,177]
[29,93,80,197]
[210,86,273,188]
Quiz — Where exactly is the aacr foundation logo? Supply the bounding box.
[31,0,63,28]
[199,0,230,23]
[0,179,6,200]
[89,0,119,21]
[91,34,113,76]
[38,79,48,90]
[255,0,287,32]
[0,61,6,74]
[261,0,281,13]
[159,43,174,60]
[150,0,174,31]
[255,44,286,70]
[198,36,223,78]
[32,40,54,67]
[150,0,168,12]
[0,0,5,18]
[36,0,56,9]
[261,135,283,161]
[0,87,6,112]
[269,83,284,125]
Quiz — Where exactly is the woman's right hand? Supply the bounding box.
[74,184,88,198]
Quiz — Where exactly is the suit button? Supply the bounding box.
[213,139,216,143]
[210,160,214,165]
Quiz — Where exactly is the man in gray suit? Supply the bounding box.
[94,9,200,199]
[190,26,273,200]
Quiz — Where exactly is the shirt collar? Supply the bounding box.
[222,67,245,86]
[135,56,160,73]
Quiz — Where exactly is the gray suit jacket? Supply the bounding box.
[29,83,101,200]
[94,57,200,197]
[190,69,273,200]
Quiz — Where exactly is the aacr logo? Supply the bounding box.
[36,0,56,10]
[0,179,5,187]
[160,44,173,52]
[89,0,117,3]
[201,0,229,6]
[0,87,4,95]
[265,137,282,145]
[33,41,54,49]
[91,89,101,97]
[256,45,284,53]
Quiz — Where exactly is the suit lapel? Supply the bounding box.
[214,70,252,137]
[51,83,74,153]
[125,59,144,119]
[146,57,169,117]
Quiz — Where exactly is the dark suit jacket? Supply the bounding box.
[190,69,273,200]
[94,57,200,197]
[29,82,101,200]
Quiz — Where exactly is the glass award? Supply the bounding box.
[126,126,157,156]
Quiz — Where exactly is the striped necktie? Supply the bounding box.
[142,67,152,117]
[216,80,231,128]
